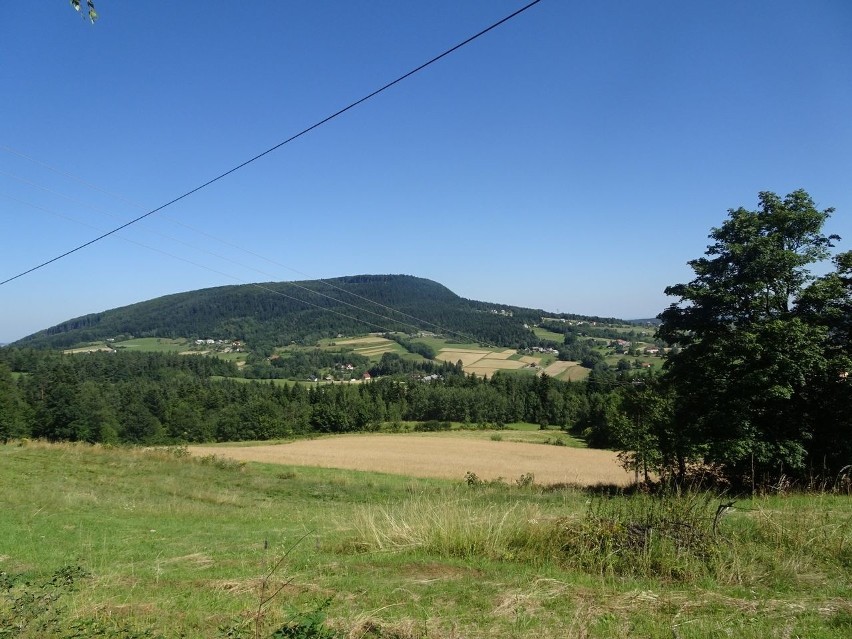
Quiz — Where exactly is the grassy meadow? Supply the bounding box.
[2,440,851,638]
[531,326,565,343]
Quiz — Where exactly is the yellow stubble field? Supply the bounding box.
[190,434,633,486]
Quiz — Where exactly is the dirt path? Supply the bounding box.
[190,434,632,486]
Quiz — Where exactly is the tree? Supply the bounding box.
[658,190,841,485]
[68,381,120,443]
[613,379,672,483]
[0,363,30,443]
[795,251,852,472]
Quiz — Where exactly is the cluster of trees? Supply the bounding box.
[244,349,371,380]
[0,347,634,444]
[368,352,461,378]
[4,189,848,489]
[597,191,850,487]
[384,333,437,359]
[543,321,657,344]
[17,275,579,352]
[557,335,606,369]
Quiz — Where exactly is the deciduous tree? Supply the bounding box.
[658,190,841,484]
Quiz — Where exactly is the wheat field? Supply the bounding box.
[190,434,633,486]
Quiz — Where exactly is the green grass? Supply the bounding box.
[603,354,662,371]
[531,327,565,343]
[2,441,850,638]
[410,335,488,352]
[212,376,325,387]
[112,337,192,352]
[109,338,249,365]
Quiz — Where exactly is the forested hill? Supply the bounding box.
[14,274,613,350]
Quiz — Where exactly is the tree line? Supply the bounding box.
[607,190,851,487]
[2,189,848,489]
[0,345,642,445]
[16,275,580,352]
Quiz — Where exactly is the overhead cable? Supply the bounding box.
[0,0,543,288]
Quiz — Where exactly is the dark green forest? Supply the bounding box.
[13,275,567,352]
[0,347,606,444]
[2,191,850,490]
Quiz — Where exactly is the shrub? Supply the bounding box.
[413,420,451,432]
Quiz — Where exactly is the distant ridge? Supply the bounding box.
[14,274,624,350]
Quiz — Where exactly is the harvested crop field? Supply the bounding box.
[435,349,488,366]
[466,359,527,375]
[486,349,516,360]
[334,336,389,345]
[354,345,395,356]
[190,434,633,486]
[543,360,579,376]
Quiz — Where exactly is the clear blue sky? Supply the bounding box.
[2,1,851,343]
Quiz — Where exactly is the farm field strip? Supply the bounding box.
[353,345,395,356]
[189,434,633,486]
[436,347,492,354]
[435,349,488,366]
[467,359,527,372]
[484,349,516,360]
[334,336,390,345]
[558,367,589,381]
[543,360,579,376]
[63,346,114,354]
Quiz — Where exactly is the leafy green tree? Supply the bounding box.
[796,251,852,472]
[658,190,840,484]
[118,399,165,444]
[612,379,672,483]
[166,399,211,442]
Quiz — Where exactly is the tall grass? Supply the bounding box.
[3,441,851,638]
[344,486,852,587]
[345,496,550,561]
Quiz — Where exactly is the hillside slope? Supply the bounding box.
[15,274,579,350]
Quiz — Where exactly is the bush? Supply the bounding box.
[413,420,451,432]
[555,491,720,580]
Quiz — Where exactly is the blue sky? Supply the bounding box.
[2,1,851,343]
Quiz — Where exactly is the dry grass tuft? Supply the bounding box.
[344,497,543,560]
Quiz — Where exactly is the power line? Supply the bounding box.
[0,167,496,346]
[0,192,424,336]
[0,0,543,289]
[0,159,493,344]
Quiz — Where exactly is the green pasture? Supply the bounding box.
[211,376,324,387]
[113,337,192,352]
[411,335,488,352]
[2,441,850,638]
[348,340,413,362]
[531,326,564,343]
[214,351,250,364]
[603,354,662,370]
[111,337,250,366]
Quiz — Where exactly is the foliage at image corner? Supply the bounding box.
[70,0,97,24]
